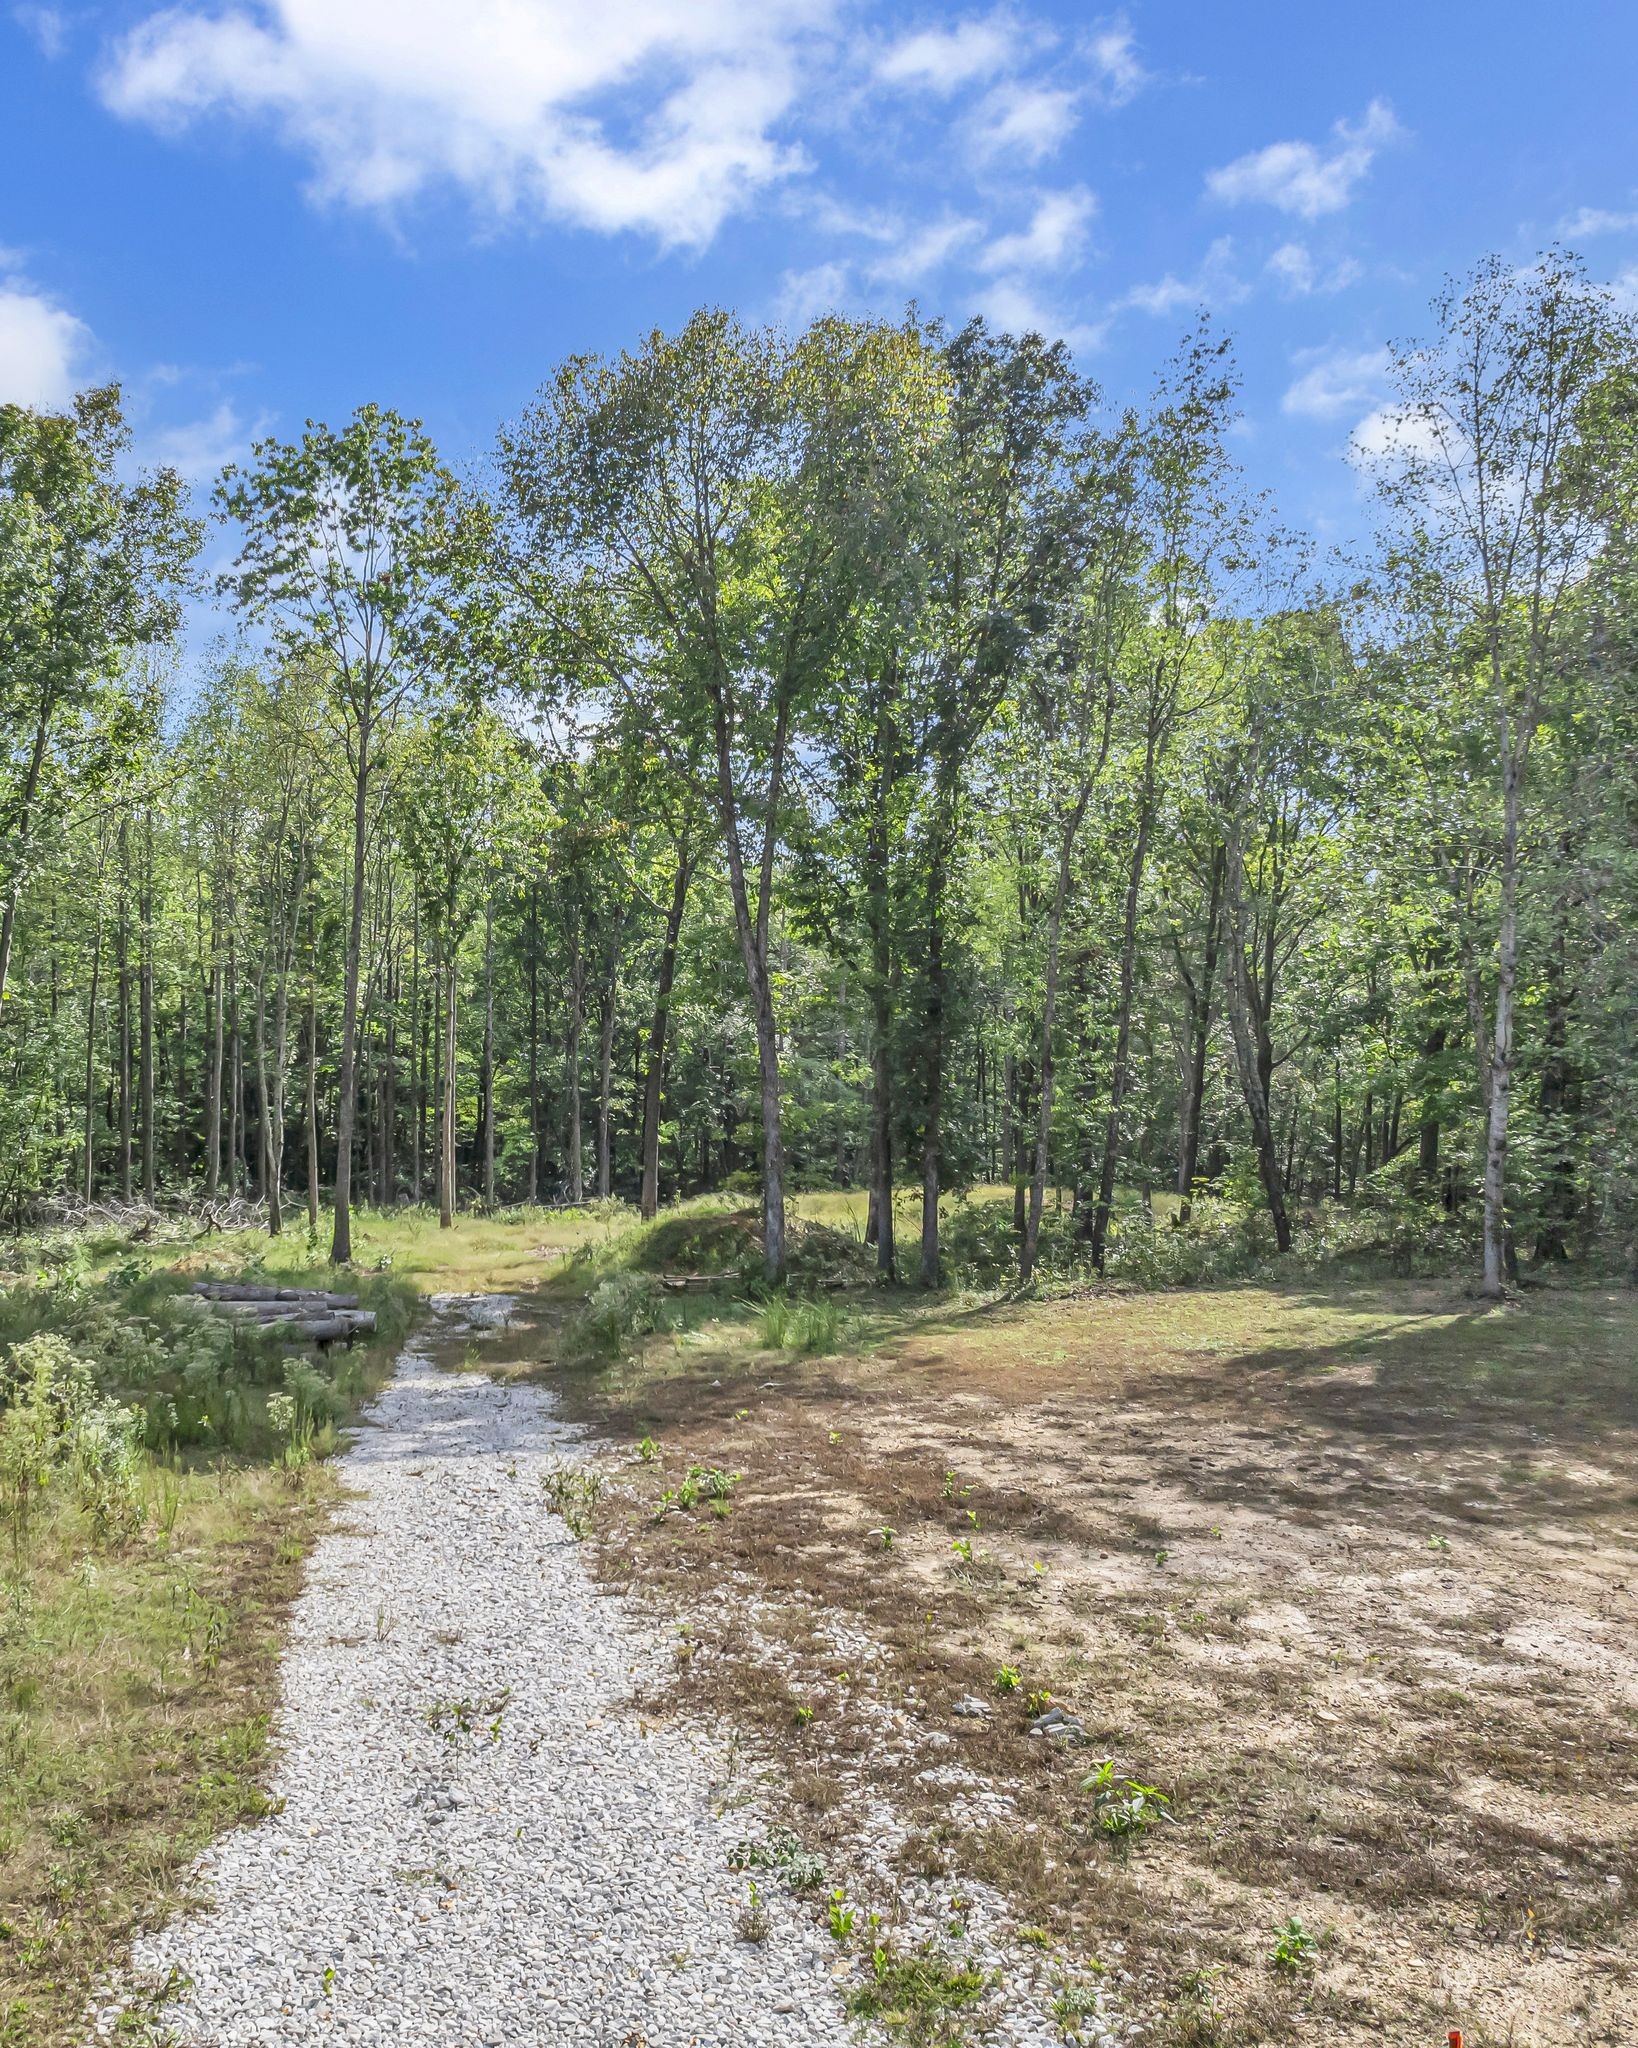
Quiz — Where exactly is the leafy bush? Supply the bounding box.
[576,1270,674,1357]
[0,1332,145,1543]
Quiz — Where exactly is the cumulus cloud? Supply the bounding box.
[1349,400,1445,466]
[977,187,1095,274]
[1558,205,1638,240]
[865,215,983,285]
[1266,241,1363,297]
[99,0,832,248]
[0,267,93,407]
[1085,14,1147,107]
[1282,344,1390,418]
[972,274,1102,352]
[775,259,852,326]
[1206,99,1401,220]
[1120,235,1244,317]
[146,398,268,481]
[874,13,1016,95]
[965,79,1079,165]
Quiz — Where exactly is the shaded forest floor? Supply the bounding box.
[463,1236,1638,2048]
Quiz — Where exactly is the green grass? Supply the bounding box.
[0,1238,417,2047]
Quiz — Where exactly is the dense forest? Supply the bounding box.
[3,250,1634,1297]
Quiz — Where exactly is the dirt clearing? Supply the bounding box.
[500,1278,1638,2048]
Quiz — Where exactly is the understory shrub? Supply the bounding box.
[0,1331,146,1543]
[577,1269,675,1357]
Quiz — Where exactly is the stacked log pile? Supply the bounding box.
[191,1280,377,1347]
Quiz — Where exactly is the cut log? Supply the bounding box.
[192,1281,361,1309]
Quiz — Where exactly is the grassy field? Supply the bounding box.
[4,1192,1632,2047]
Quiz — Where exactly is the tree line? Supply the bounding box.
[2,251,1634,1296]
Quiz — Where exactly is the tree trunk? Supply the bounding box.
[595,946,617,1201]
[440,944,457,1230]
[918,829,949,1290]
[0,699,55,1010]
[254,970,275,1233]
[139,815,155,1202]
[82,915,103,1202]
[306,980,320,1235]
[1222,827,1291,1253]
[1481,753,1521,1297]
[227,937,243,1196]
[640,852,691,1220]
[1087,760,1158,1269]
[205,949,224,1197]
[1534,933,1578,1262]
[331,744,370,1264]
[565,940,584,1204]
[1174,845,1224,1221]
[527,884,541,1205]
[1021,803,1085,1283]
[482,901,496,1208]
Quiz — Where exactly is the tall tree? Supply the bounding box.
[218,406,468,1262]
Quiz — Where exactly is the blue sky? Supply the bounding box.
[4,0,1635,619]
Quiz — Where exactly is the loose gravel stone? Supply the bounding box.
[103,1294,855,2047]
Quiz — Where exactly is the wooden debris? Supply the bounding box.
[660,1273,717,1294]
[190,1279,375,1346]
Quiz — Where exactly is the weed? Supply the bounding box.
[994,1665,1021,1693]
[1025,1690,1053,1717]
[735,1881,770,1944]
[759,1295,843,1356]
[1269,1916,1318,1974]
[729,1828,826,1894]
[542,1464,604,1512]
[1080,1759,1171,1844]
[828,1889,857,1940]
[637,1436,660,1463]
[845,1943,990,2045]
[424,1689,511,1744]
[794,1704,815,1727]
[1052,1977,1106,2025]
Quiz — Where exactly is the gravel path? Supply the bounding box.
[103,1296,856,2048]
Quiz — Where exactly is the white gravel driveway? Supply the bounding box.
[105,1296,855,2048]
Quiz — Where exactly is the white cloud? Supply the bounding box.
[1349,400,1444,466]
[13,5,66,57]
[775,259,852,326]
[866,215,982,285]
[875,14,1015,95]
[0,270,93,407]
[145,398,267,481]
[1206,99,1401,220]
[1120,235,1243,317]
[977,187,1095,274]
[1265,241,1362,297]
[964,78,1078,165]
[973,275,1102,352]
[99,0,832,249]
[1558,205,1638,240]
[1282,344,1390,419]
[1085,14,1146,107]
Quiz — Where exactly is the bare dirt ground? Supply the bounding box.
[480,1275,1638,2048]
